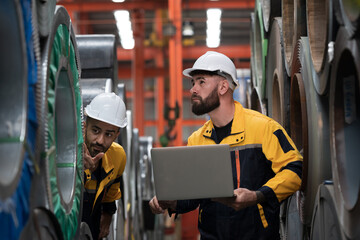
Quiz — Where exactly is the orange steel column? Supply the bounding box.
[155,9,165,146]
[132,9,145,136]
[168,0,183,146]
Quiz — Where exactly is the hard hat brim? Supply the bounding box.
[183,67,217,78]
[85,109,127,128]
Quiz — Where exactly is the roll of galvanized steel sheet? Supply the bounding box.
[310,183,347,240]
[20,207,64,240]
[284,192,306,240]
[117,83,127,106]
[254,0,268,100]
[34,6,83,240]
[329,26,360,240]
[138,136,155,202]
[0,0,38,238]
[260,0,281,33]
[282,0,307,75]
[80,78,113,108]
[306,0,334,95]
[35,0,55,38]
[334,0,360,37]
[290,37,332,226]
[137,136,155,235]
[266,17,291,131]
[250,12,257,88]
[0,0,27,203]
[76,34,118,86]
[250,87,267,115]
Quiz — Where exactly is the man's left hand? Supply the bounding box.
[212,188,257,211]
[98,212,113,239]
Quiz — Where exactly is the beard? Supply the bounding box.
[191,86,220,115]
[85,135,110,157]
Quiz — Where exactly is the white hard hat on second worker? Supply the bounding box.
[85,92,127,128]
[183,51,238,90]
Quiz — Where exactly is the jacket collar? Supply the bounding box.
[202,101,245,144]
[102,143,115,173]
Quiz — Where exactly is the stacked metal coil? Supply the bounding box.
[288,36,332,238]
[310,183,347,240]
[306,0,334,95]
[33,6,83,240]
[249,0,360,239]
[329,26,360,240]
[0,0,38,238]
[253,0,268,101]
[266,17,290,131]
[281,0,307,75]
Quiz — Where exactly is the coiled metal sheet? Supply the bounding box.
[290,37,332,226]
[266,17,290,131]
[282,0,307,75]
[0,0,27,202]
[20,207,64,240]
[0,0,38,238]
[334,0,360,37]
[254,0,268,100]
[250,12,256,88]
[329,26,360,240]
[35,6,83,240]
[35,0,55,38]
[80,78,113,108]
[310,184,347,240]
[250,87,267,115]
[76,34,118,88]
[260,0,281,33]
[306,0,334,95]
[284,193,305,240]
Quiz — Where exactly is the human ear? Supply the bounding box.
[218,79,229,95]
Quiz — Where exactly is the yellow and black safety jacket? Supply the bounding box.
[175,101,302,239]
[82,142,126,239]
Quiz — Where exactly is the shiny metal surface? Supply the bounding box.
[54,68,77,208]
[80,78,113,108]
[138,136,155,201]
[306,0,333,95]
[266,17,290,131]
[310,184,347,240]
[76,34,118,88]
[291,37,332,225]
[329,27,360,239]
[250,87,267,115]
[0,0,27,200]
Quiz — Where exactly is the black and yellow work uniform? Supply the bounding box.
[82,142,126,239]
[175,101,302,239]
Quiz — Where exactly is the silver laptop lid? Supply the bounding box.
[151,144,234,201]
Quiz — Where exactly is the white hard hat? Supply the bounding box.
[85,92,127,128]
[183,51,238,90]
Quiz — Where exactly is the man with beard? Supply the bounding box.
[82,92,127,239]
[149,51,302,239]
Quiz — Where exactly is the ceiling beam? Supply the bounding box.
[117,45,251,61]
[58,1,255,12]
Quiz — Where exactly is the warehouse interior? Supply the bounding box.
[0,0,359,239]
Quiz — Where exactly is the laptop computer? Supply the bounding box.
[151,144,234,201]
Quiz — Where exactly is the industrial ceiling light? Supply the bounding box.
[114,10,134,49]
[206,8,222,48]
[182,21,194,37]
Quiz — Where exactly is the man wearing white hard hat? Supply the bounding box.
[81,92,127,240]
[149,51,303,239]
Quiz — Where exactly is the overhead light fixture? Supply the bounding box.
[114,10,134,49]
[206,8,222,48]
[112,0,125,2]
[182,21,194,37]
